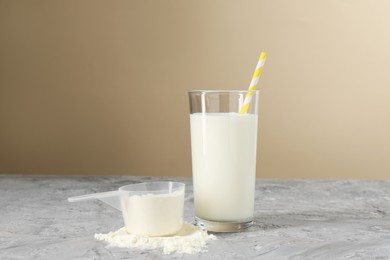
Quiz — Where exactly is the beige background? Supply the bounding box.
[1,0,389,178]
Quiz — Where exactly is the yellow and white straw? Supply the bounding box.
[239,52,267,114]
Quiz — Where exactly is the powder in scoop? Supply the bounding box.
[95,222,217,255]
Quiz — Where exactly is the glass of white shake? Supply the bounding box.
[189,90,259,232]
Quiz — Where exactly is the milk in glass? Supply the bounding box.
[190,112,258,221]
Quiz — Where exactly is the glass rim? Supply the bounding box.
[189,89,260,94]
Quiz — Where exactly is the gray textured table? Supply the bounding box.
[1,175,390,259]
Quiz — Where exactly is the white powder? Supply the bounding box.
[121,190,184,236]
[95,222,217,255]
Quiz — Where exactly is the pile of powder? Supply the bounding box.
[95,222,217,255]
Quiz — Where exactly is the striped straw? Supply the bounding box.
[239,52,267,114]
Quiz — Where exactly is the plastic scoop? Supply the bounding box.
[68,181,185,236]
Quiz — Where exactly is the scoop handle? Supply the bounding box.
[68,190,119,202]
[68,190,122,211]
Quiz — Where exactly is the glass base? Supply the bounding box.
[195,216,253,233]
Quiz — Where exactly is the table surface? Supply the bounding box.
[1,175,390,260]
